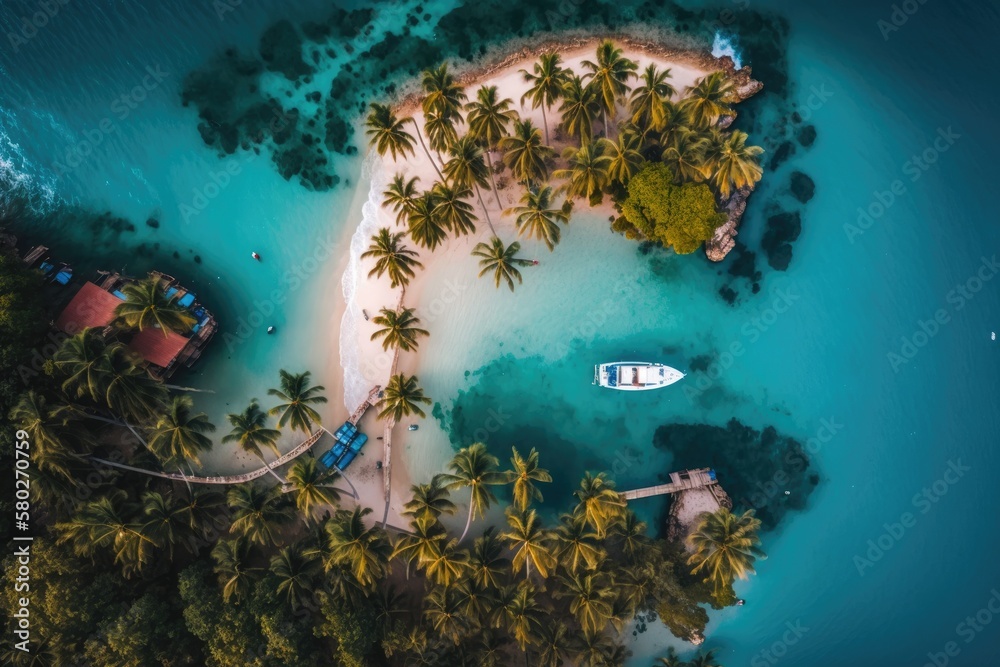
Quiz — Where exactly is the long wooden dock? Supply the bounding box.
[349,384,382,425]
[620,468,720,501]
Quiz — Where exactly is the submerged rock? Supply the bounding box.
[790,170,815,203]
[761,210,802,271]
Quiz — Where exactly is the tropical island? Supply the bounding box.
[2,38,769,667]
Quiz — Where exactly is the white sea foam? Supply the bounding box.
[712,32,743,70]
[339,152,389,410]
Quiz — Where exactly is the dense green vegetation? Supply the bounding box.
[5,317,763,664]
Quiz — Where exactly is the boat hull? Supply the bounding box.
[594,362,685,391]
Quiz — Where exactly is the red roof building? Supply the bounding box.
[55,282,122,334]
[127,327,190,370]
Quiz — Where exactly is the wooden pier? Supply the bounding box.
[619,468,721,501]
[349,385,382,425]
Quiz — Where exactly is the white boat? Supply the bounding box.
[593,361,685,391]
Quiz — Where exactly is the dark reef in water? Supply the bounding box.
[653,418,819,530]
[761,210,802,271]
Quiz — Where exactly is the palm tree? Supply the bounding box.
[421,63,467,121]
[222,400,285,483]
[377,373,431,421]
[114,276,195,335]
[440,442,505,541]
[687,650,723,667]
[520,52,569,144]
[324,506,391,588]
[370,307,429,352]
[391,513,446,578]
[182,487,226,532]
[286,455,341,520]
[55,489,154,576]
[422,537,470,587]
[141,491,193,559]
[501,507,557,579]
[211,536,258,603]
[425,108,459,157]
[456,578,493,623]
[628,63,676,131]
[361,228,423,289]
[423,585,469,645]
[498,118,554,185]
[708,129,764,198]
[472,237,533,292]
[555,572,614,635]
[553,512,605,574]
[662,127,710,183]
[501,582,544,650]
[466,85,518,207]
[147,395,215,467]
[470,527,511,589]
[429,181,477,237]
[52,328,113,403]
[610,510,649,564]
[504,185,569,251]
[680,71,736,128]
[659,100,692,146]
[403,474,457,520]
[103,347,168,425]
[10,391,86,465]
[655,647,685,667]
[270,543,322,608]
[444,135,496,234]
[559,75,601,145]
[554,140,612,202]
[687,507,765,597]
[227,483,294,546]
[267,369,327,433]
[573,471,626,538]
[581,40,638,135]
[572,631,616,667]
[407,192,449,251]
[505,446,552,510]
[536,623,573,667]
[605,129,645,187]
[366,102,416,161]
[383,173,420,226]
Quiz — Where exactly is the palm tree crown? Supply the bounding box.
[377,373,432,421]
[687,507,766,597]
[505,185,570,252]
[520,52,569,144]
[115,276,195,335]
[361,228,423,289]
[472,237,533,292]
[148,395,215,466]
[370,307,429,352]
[365,102,416,161]
[440,442,505,541]
[581,40,638,133]
[267,369,326,433]
[499,118,554,185]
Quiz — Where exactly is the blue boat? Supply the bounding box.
[337,449,358,469]
[349,433,368,452]
[319,449,339,469]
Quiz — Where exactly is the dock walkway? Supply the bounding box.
[620,468,722,501]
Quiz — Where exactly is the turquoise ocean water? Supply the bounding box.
[2,1,998,664]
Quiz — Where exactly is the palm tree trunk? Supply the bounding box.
[473,184,497,237]
[459,500,475,542]
[410,119,445,181]
[163,384,215,393]
[257,454,286,484]
[541,104,550,145]
[484,149,503,210]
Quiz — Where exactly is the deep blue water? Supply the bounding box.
[2,1,998,665]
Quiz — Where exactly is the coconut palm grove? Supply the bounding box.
[4,1,999,666]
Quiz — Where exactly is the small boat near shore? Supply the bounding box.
[594,361,685,391]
